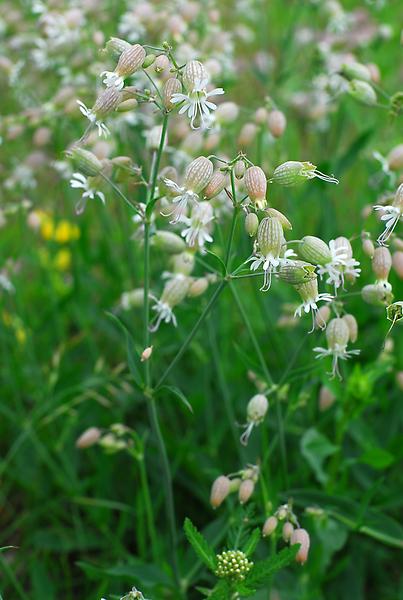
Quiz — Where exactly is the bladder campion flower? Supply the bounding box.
[150,274,190,331]
[101,43,146,90]
[314,317,360,379]
[293,276,333,331]
[272,161,339,186]
[69,172,106,214]
[373,183,403,246]
[180,201,214,249]
[77,86,122,137]
[240,394,269,446]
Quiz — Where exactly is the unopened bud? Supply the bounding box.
[362,237,375,258]
[152,230,186,254]
[203,170,228,199]
[262,516,278,537]
[318,385,336,411]
[315,305,331,329]
[361,282,393,306]
[244,166,267,209]
[116,98,138,112]
[152,54,168,73]
[341,61,372,82]
[183,60,207,92]
[234,160,246,179]
[215,102,239,123]
[238,122,258,147]
[282,522,294,542]
[392,251,403,278]
[265,207,292,230]
[299,235,332,265]
[141,346,153,361]
[117,44,146,77]
[372,246,392,280]
[387,144,403,171]
[342,313,358,343]
[210,475,231,508]
[348,80,377,105]
[188,277,209,297]
[68,147,103,177]
[103,37,131,58]
[121,288,145,310]
[76,427,101,448]
[163,78,182,110]
[171,251,195,275]
[239,479,255,504]
[290,528,310,564]
[268,110,287,138]
[245,212,259,237]
[185,156,214,193]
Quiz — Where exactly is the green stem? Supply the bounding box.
[100,173,141,214]
[138,454,159,563]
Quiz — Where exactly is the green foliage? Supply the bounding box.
[183,518,217,572]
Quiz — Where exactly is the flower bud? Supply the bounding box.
[290,528,310,564]
[234,160,246,179]
[121,288,145,309]
[244,166,267,209]
[361,283,393,306]
[68,147,103,177]
[229,477,241,492]
[116,98,138,112]
[282,522,294,542]
[171,251,195,276]
[362,237,375,258]
[116,44,146,77]
[163,78,182,110]
[141,53,156,69]
[203,170,228,199]
[215,101,239,123]
[152,230,186,254]
[93,86,122,118]
[183,60,207,92]
[247,394,268,423]
[392,251,403,278]
[141,346,153,361]
[315,305,331,329]
[76,427,101,448]
[239,479,254,504]
[262,516,278,537]
[277,261,316,285]
[245,212,259,237]
[257,217,283,257]
[268,110,287,138]
[372,246,392,280]
[103,37,131,58]
[393,183,403,210]
[342,313,358,343]
[184,156,214,193]
[160,276,190,308]
[265,207,292,230]
[188,277,209,297]
[341,61,372,82]
[299,235,331,265]
[387,144,403,171]
[326,317,349,350]
[318,385,336,411]
[238,122,258,147]
[154,54,170,73]
[348,80,377,105]
[210,475,231,508]
[254,106,268,124]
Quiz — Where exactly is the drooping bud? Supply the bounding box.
[290,528,310,564]
[121,288,145,310]
[215,102,239,123]
[163,78,182,110]
[392,251,403,278]
[244,166,267,209]
[170,251,195,275]
[116,44,146,77]
[76,427,101,448]
[372,246,392,280]
[203,170,228,199]
[184,156,214,193]
[238,122,258,147]
[386,144,403,171]
[234,160,246,179]
[93,86,122,118]
[362,237,375,258]
[152,230,186,254]
[116,98,138,112]
[154,54,170,73]
[342,313,358,343]
[245,212,259,237]
[315,305,331,329]
[268,109,287,138]
[282,522,294,542]
[141,346,153,361]
[277,261,317,285]
[188,277,209,297]
[361,282,393,306]
[254,106,268,124]
[239,479,254,504]
[257,217,283,257]
[103,37,131,59]
[272,161,338,186]
[318,385,336,411]
[326,317,349,351]
[142,54,156,69]
[247,394,268,423]
[183,60,207,92]
[262,516,278,537]
[68,147,103,176]
[265,207,292,230]
[210,475,231,508]
[348,80,377,105]
[299,235,332,265]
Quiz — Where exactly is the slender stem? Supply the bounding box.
[138,453,159,563]
[100,173,141,214]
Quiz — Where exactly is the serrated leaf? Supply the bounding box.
[184,518,216,572]
[208,580,230,599]
[157,385,193,413]
[242,528,260,557]
[105,312,143,389]
[241,545,298,592]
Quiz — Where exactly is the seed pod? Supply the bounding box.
[152,231,186,254]
[238,122,258,147]
[277,261,317,285]
[326,317,349,350]
[387,144,403,171]
[342,313,358,343]
[210,475,231,508]
[163,77,182,110]
[362,237,375,258]
[93,86,122,117]
[315,305,331,329]
[361,282,393,306]
[203,170,228,199]
[171,251,195,276]
[299,235,332,265]
[188,277,209,298]
[257,217,283,257]
[76,427,101,448]
[265,207,292,230]
[268,109,287,138]
[244,166,267,209]
[262,516,278,537]
[282,522,294,542]
[290,528,310,564]
[184,156,213,193]
[116,44,146,77]
[68,147,103,176]
[160,275,190,308]
[392,251,403,278]
[141,346,153,361]
[372,246,392,280]
[245,212,259,237]
[154,54,170,73]
[318,385,336,411]
[341,61,372,82]
[234,160,246,179]
[183,60,207,92]
[239,479,254,504]
[348,80,377,105]
[247,394,268,423]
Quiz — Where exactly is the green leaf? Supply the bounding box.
[105,312,143,389]
[156,385,193,413]
[239,546,299,595]
[207,580,230,599]
[183,518,216,572]
[360,447,395,470]
[205,249,226,276]
[242,528,260,557]
[300,427,338,485]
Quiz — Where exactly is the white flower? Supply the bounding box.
[246,248,295,292]
[373,205,402,246]
[180,202,214,248]
[171,77,224,130]
[314,344,360,379]
[0,272,15,293]
[69,172,105,214]
[161,179,200,224]
[101,70,125,90]
[77,100,110,137]
[294,278,333,332]
[318,239,361,289]
[150,275,190,332]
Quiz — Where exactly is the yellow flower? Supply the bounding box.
[16,327,27,345]
[54,249,72,271]
[40,217,55,240]
[54,220,76,244]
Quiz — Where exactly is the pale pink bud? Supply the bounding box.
[254,106,269,124]
[262,515,278,537]
[234,160,246,179]
[392,251,403,278]
[291,528,310,564]
[239,479,255,504]
[163,78,182,110]
[184,157,214,193]
[188,277,209,298]
[76,427,101,448]
[366,62,381,84]
[319,386,336,411]
[33,127,51,147]
[282,522,294,542]
[203,170,228,199]
[116,44,146,77]
[210,475,231,508]
[372,246,392,280]
[387,144,403,171]
[244,166,267,209]
[154,54,170,73]
[245,212,259,237]
[141,346,153,362]
[268,110,287,138]
[215,102,239,123]
[362,237,375,258]
[238,122,258,147]
[342,313,358,343]
[315,305,331,330]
